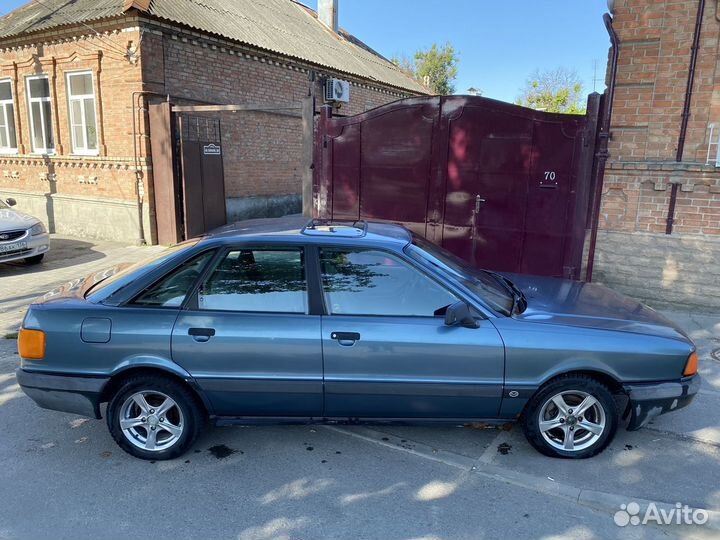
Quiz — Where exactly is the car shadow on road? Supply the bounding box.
[0,237,108,277]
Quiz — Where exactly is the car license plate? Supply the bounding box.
[0,241,26,253]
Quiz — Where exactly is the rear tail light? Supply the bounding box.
[683,351,698,377]
[18,329,46,360]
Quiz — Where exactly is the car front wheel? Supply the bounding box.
[523,375,618,459]
[107,375,204,460]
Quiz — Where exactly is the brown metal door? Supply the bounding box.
[178,115,227,238]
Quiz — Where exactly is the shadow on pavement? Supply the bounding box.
[0,237,108,277]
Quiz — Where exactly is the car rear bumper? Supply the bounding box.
[0,233,50,264]
[16,368,108,419]
[624,375,700,431]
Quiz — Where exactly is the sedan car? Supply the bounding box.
[16,217,699,460]
[0,197,49,264]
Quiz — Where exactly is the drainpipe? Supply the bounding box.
[585,13,619,282]
[666,0,705,234]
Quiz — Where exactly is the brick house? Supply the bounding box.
[0,0,427,244]
[595,0,720,310]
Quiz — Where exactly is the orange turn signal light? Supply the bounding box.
[18,329,46,360]
[683,351,698,377]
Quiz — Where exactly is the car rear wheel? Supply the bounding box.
[107,375,204,460]
[24,254,44,264]
[523,375,618,459]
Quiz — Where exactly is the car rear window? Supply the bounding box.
[85,240,200,300]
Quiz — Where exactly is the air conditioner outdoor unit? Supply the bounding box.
[324,78,350,103]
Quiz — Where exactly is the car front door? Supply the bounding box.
[171,246,323,417]
[318,247,505,419]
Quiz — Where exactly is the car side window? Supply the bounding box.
[319,248,458,317]
[198,248,307,313]
[132,251,215,307]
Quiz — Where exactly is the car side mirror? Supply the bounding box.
[5,198,16,207]
[444,301,480,329]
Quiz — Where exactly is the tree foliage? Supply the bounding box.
[392,42,459,95]
[516,68,586,114]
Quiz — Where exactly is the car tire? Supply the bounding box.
[107,375,205,460]
[24,254,44,264]
[522,375,618,459]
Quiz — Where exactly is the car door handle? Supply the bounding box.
[331,332,360,346]
[188,327,215,342]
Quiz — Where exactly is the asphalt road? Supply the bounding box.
[0,236,719,539]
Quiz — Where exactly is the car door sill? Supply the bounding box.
[213,416,514,427]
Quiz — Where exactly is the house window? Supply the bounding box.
[0,80,18,154]
[26,76,54,154]
[66,72,98,155]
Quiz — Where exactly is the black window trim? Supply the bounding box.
[315,244,485,320]
[184,243,315,316]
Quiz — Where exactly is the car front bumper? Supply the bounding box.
[624,375,701,430]
[16,368,108,419]
[0,232,50,264]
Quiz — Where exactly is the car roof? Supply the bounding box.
[204,216,413,247]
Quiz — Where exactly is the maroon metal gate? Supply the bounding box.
[313,95,600,279]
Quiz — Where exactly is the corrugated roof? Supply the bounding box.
[0,0,428,94]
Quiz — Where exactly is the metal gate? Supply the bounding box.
[314,95,600,279]
[176,114,227,239]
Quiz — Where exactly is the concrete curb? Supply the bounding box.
[327,425,720,533]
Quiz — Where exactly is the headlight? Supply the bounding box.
[29,222,46,236]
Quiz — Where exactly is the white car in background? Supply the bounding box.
[0,198,50,265]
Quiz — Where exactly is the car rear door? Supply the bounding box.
[318,247,505,419]
[171,245,323,417]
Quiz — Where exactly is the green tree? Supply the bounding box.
[392,42,459,95]
[516,68,586,114]
[390,53,415,79]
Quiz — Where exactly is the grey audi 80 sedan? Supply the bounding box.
[16,217,700,460]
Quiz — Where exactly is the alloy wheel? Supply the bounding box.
[538,390,606,452]
[119,391,185,452]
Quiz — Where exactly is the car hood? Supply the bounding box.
[0,209,38,230]
[504,273,690,342]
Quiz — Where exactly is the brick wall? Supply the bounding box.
[594,0,720,311]
[0,21,151,243]
[141,23,417,219]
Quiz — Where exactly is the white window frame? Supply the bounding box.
[26,75,55,155]
[66,70,99,156]
[0,79,18,155]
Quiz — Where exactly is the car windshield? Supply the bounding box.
[406,235,515,315]
[85,240,200,298]
[0,199,8,210]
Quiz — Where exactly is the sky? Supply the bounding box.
[304,0,612,102]
[1,0,612,103]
